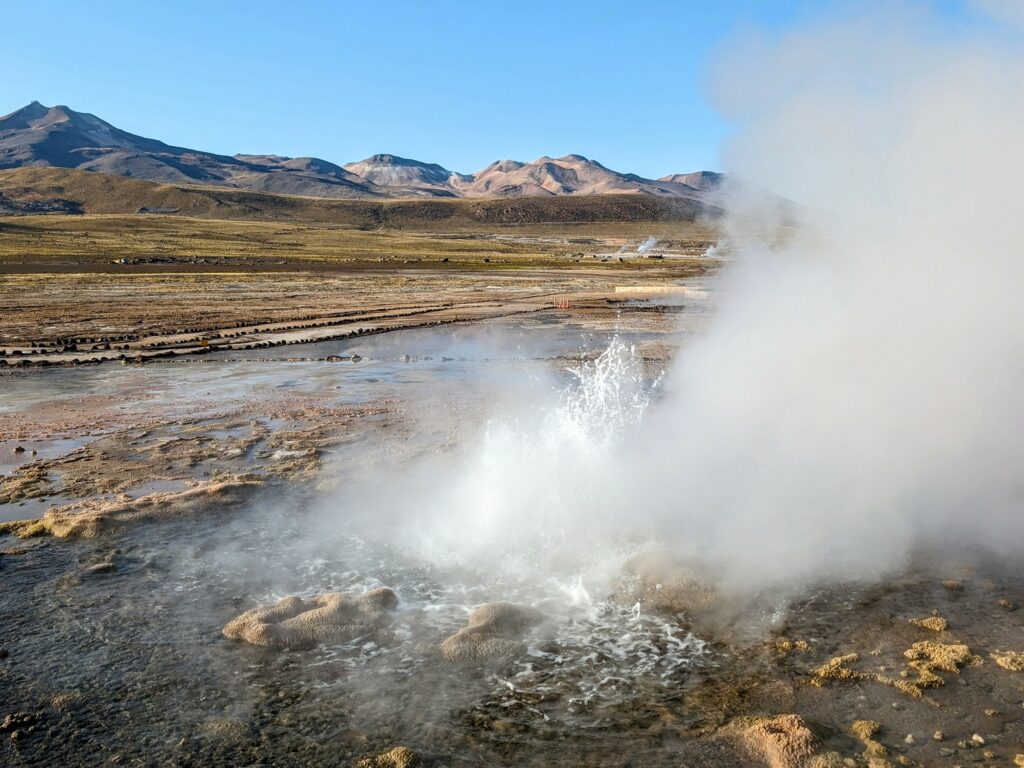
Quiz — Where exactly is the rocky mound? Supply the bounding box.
[223,587,398,651]
[0,476,261,539]
[738,714,820,768]
[439,602,545,662]
[355,746,422,768]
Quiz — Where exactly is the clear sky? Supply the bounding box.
[2,1,997,177]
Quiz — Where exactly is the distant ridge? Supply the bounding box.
[0,102,384,199]
[0,166,724,226]
[0,101,733,202]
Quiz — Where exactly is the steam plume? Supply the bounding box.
[636,1,1024,589]
[637,236,659,254]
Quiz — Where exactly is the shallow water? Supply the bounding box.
[1,314,657,421]
[0,438,95,474]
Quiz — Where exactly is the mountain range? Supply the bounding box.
[0,101,727,201]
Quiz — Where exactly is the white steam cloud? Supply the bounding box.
[637,236,659,254]
[636,1,1024,589]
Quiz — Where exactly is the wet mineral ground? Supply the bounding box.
[1,301,1022,767]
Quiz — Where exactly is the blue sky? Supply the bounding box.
[2,1,998,176]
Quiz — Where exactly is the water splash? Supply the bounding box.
[407,337,654,577]
[561,336,654,445]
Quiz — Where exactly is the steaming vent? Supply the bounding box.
[637,236,659,254]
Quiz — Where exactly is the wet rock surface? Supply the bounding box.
[1,507,1023,767]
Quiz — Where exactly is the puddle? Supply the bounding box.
[0,437,94,474]
[0,491,109,523]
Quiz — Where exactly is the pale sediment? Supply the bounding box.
[0,476,262,539]
[223,587,399,651]
[439,602,545,663]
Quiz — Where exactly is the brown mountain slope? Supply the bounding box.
[0,102,384,199]
[0,167,724,228]
[454,155,707,198]
[343,154,469,196]
[659,171,725,190]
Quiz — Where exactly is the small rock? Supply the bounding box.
[904,734,915,745]
[355,746,420,768]
[971,734,985,746]
[992,651,1024,671]
[938,747,957,756]
[83,561,117,575]
[983,708,998,717]
[942,580,964,591]
[223,587,397,650]
[933,731,945,741]
[12,445,25,454]
[741,714,819,768]
[910,615,949,632]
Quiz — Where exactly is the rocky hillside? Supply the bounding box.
[0,102,383,199]
[1,102,734,203]
[0,167,723,227]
